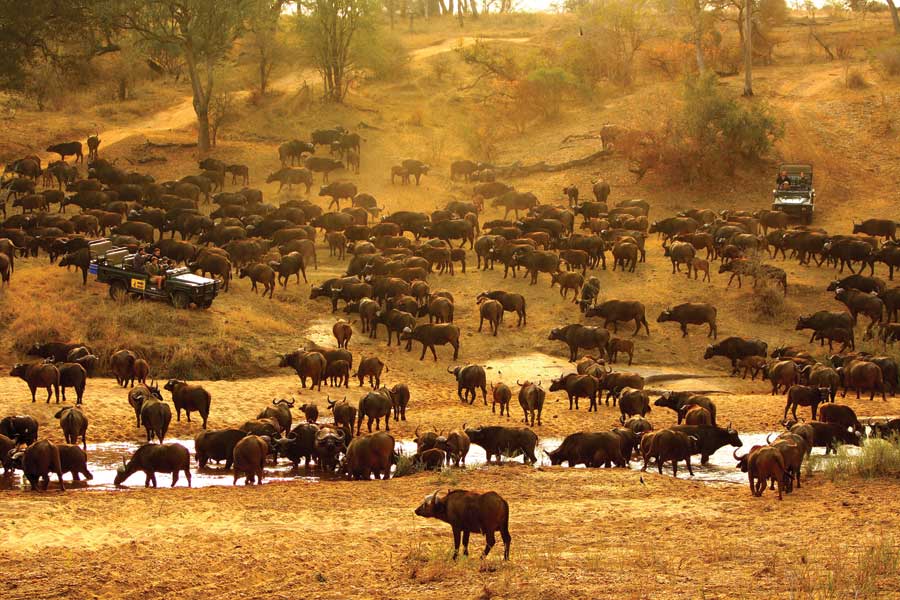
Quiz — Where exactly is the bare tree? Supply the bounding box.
[121,0,249,153]
[743,0,752,95]
[296,0,376,103]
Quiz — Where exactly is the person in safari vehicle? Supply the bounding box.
[145,255,168,288]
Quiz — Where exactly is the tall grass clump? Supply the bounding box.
[811,437,900,481]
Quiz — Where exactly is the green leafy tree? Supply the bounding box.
[120,0,250,152]
[247,0,289,97]
[295,0,377,102]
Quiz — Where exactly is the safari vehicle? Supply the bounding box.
[772,163,815,224]
[88,239,219,309]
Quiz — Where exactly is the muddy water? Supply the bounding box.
[484,352,733,394]
[1,424,855,491]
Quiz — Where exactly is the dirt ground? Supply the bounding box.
[2,13,900,600]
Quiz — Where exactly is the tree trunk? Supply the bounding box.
[184,51,212,153]
[694,31,705,71]
[743,0,753,96]
[888,0,900,34]
[196,106,211,153]
[470,0,479,17]
[259,55,269,97]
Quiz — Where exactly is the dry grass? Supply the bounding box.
[788,536,900,599]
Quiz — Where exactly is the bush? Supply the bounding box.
[812,436,900,481]
[625,74,783,183]
[872,42,900,77]
[751,279,785,319]
[846,68,868,89]
[356,28,409,81]
[523,67,575,118]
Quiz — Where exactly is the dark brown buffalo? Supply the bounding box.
[476,290,526,326]
[400,324,460,361]
[10,362,60,403]
[114,443,191,488]
[549,373,600,411]
[279,350,327,390]
[233,435,269,485]
[548,324,610,362]
[357,387,394,434]
[56,362,87,404]
[164,380,211,428]
[703,337,768,374]
[640,429,699,477]
[783,384,830,421]
[345,431,395,480]
[195,428,248,469]
[818,403,864,435]
[327,395,357,431]
[546,432,626,468]
[0,415,39,445]
[465,425,538,464]
[57,444,93,482]
[656,303,717,338]
[389,383,409,421]
[352,356,386,389]
[11,440,64,491]
[488,382,512,417]
[140,398,172,443]
[517,380,545,426]
[54,406,88,450]
[448,364,487,405]
[414,490,511,560]
[435,429,470,467]
[586,300,650,336]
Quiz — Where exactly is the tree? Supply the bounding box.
[295,0,377,103]
[0,0,118,91]
[887,0,900,34]
[120,0,250,152]
[567,0,653,86]
[247,0,289,97]
[743,0,752,95]
[672,0,721,71]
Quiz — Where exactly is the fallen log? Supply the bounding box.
[488,147,612,178]
[144,140,198,149]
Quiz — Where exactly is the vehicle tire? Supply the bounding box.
[200,300,213,309]
[804,212,813,225]
[109,280,127,300]
[171,292,191,309]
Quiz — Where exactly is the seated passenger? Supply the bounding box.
[776,170,789,187]
[133,248,147,270]
[145,257,166,288]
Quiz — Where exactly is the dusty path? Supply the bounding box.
[56,36,530,161]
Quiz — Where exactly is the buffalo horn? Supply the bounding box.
[732,448,745,460]
[766,433,777,445]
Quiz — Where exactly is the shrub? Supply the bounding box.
[846,68,868,89]
[393,452,420,477]
[872,42,900,77]
[523,67,575,118]
[812,436,900,481]
[751,280,785,319]
[626,73,782,183]
[430,53,453,82]
[356,28,409,81]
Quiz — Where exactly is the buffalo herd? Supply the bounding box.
[5,129,900,563]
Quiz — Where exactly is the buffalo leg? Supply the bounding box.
[452,527,462,560]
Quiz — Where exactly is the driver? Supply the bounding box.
[797,172,809,188]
